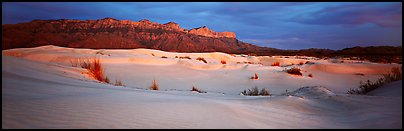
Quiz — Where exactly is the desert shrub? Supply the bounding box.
[161,56,168,58]
[250,73,259,80]
[271,61,280,66]
[286,67,302,76]
[179,56,191,59]
[196,57,207,63]
[382,67,402,82]
[298,61,304,65]
[191,86,207,93]
[241,86,271,96]
[151,53,155,56]
[347,66,402,94]
[150,79,159,90]
[175,56,178,58]
[354,73,365,76]
[77,57,110,83]
[221,60,227,64]
[70,58,81,67]
[114,79,124,86]
[308,74,313,77]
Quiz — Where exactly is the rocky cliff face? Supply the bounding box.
[2,17,255,53]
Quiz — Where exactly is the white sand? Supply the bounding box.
[2,45,402,128]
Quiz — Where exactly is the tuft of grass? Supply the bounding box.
[271,61,280,66]
[196,57,207,63]
[114,79,124,86]
[150,79,159,90]
[221,60,227,64]
[250,73,259,80]
[308,73,313,78]
[179,56,191,59]
[241,86,271,96]
[191,86,207,93]
[347,66,402,95]
[71,57,123,86]
[161,56,168,58]
[76,57,110,83]
[286,67,303,76]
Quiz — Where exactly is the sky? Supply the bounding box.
[2,2,402,50]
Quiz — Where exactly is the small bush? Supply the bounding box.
[161,56,168,58]
[308,74,313,77]
[347,66,402,94]
[287,67,302,76]
[271,61,280,66]
[250,73,259,80]
[354,73,365,76]
[114,79,124,86]
[196,57,207,63]
[298,61,304,65]
[191,86,207,93]
[241,86,271,96]
[221,60,227,64]
[175,56,178,58]
[179,56,191,59]
[151,53,155,56]
[150,79,159,90]
[77,57,110,83]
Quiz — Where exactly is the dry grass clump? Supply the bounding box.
[75,57,110,83]
[286,67,303,76]
[161,56,168,58]
[114,79,124,86]
[196,57,207,63]
[271,61,280,66]
[308,73,313,78]
[150,79,159,90]
[71,57,125,86]
[347,66,402,94]
[221,60,227,64]
[179,56,191,59]
[354,73,365,76]
[191,86,207,93]
[241,86,270,96]
[250,73,259,80]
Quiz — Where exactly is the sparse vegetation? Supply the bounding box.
[347,66,402,94]
[150,79,159,90]
[308,74,313,77]
[196,57,207,63]
[250,73,259,80]
[271,61,280,66]
[114,79,124,86]
[161,56,168,58]
[74,57,110,83]
[191,86,207,93]
[298,61,304,65]
[151,53,155,56]
[221,60,227,64]
[286,67,302,76]
[241,86,271,96]
[179,56,191,59]
[354,73,365,76]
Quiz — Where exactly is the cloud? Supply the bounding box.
[288,2,402,28]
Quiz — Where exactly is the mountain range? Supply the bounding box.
[2,17,401,63]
